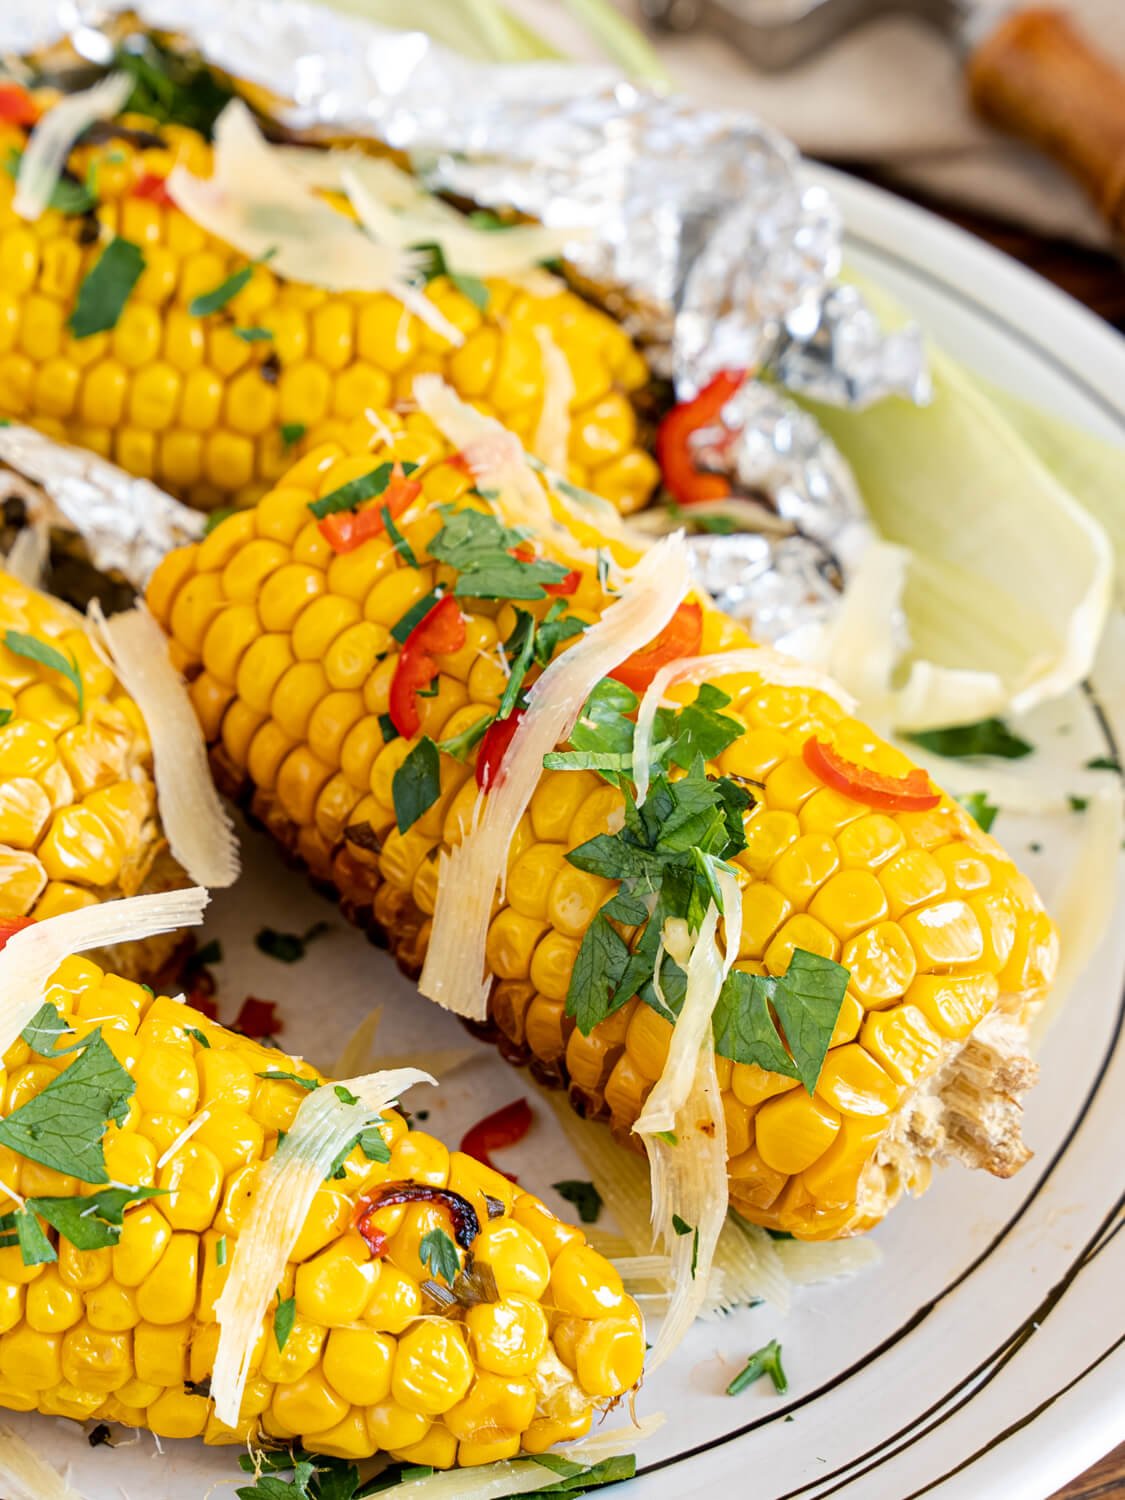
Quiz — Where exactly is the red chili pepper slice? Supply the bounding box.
[475,709,524,790]
[317,466,422,555]
[802,737,941,812]
[187,988,219,1023]
[353,1183,481,1256]
[131,172,173,206]
[0,85,39,127]
[656,369,747,505]
[231,996,283,1039]
[0,917,34,952]
[460,1097,532,1183]
[388,593,466,739]
[610,600,704,694]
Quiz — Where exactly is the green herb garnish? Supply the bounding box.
[437,711,494,763]
[382,506,418,568]
[22,1185,165,1257]
[553,1180,602,1224]
[0,708,10,727]
[233,326,273,342]
[956,791,999,833]
[307,460,419,521]
[726,1338,788,1396]
[419,1226,460,1286]
[392,736,441,833]
[907,718,1033,760]
[1068,794,1089,813]
[5,629,85,718]
[1086,755,1122,773]
[115,36,236,138]
[449,271,490,311]
[256,1070,319,1092]
[254,922,331,964]
[69,237,146,338]
[428,508,571,600]
[280,422,306,448]
[216,1235,227,1267]
[391,588,443,645]
[202,507,238,536]
[185,1026,211,1049]
[189,248,276,318]
[0,1031,134,1184]
[671,1213,693,1236]
[273,1293,296,1352]
[711,949,849,1094]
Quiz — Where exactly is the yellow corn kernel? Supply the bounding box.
[391,1321,474,1415]
[470,1219,550,1301]
[549,1243,624,1319]
[754,1088,841,1174]
[465,1294,548,1376]
[58,1239,110,1291]
[323,1326,395,1406]
[815,1043,900,1118]
[861,1004,945,1087]
[158,1138,224,1230]
[906,972,997,1040]
[60,1321,129,1392]
[260,1316,325,1385]
[25,1266,83,1333]
[85,1278,140,1333]
[148,1388,209,1439]
[295,1235,379,1327]
[134,1318,191,1386]
[0,1324,62,1389]
[445,1371,536,1443]
[364,1262,422,1334]
[841,921,918,1010]
[135,1231,198,1324]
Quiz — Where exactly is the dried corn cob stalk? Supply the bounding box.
[0,953,643,1464]
[0,569,187,973]
[0,87,658,515]
[148,399,1058,1242]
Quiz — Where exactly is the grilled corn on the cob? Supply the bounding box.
[0,954,643,1461]
[0,568,185,965]
[0,95,659,515]
[148,403,1058,1242]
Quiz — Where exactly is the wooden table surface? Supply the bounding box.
[844,162,1125,1500]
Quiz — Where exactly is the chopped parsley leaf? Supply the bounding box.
[254,922,331,964]
[1068,795,1089,813]
[4,629,85,718]
[23,1185,165,1257]
[0,708,10,727]
[419,1226,460,1286]
[256,1070,319,1092]
[69,237,146,338]
[671,1213,693,1236]
[438,711,494,763]
[0,1030,134,1184]
[280,422,306,448]
[184,1026,211,1049]
[449,271,489,311]
[392,736,442,833]
[1086,755,1122,773]
[382,506,417,568]
[189,248,276,318]
[428,509,570,600]
[391,588,443,645]
[553,1179,602,1224]
[726,1339,788,1396]
[907,717,1033,760]
[233,325,273,342]
[308,459,419,521]
[216,1235,227,1267]
[711,949,849,1094]
[956,790,998,833]
[273,1293,296,1352]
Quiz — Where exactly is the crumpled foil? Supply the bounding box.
[1,0,931,643]
[0,424,203,587]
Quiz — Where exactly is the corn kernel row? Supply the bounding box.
[0,106,659,514]
[148,402,1058,1241]
[0,956,642,1463]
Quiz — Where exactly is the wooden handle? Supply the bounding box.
[967,8,1125,239]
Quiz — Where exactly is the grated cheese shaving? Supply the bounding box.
[420,534,692,1020]
[155,1109,211,1170]
[773,1236,882,1286]
[378,1414,664,1498]
[633,648,856,809]
[13,73,131,222]
[0,1424,86,1499]
[211,1066,434,1425]
[88,601,240,888]
[166,102,423,299]
[0,887,208,1061]
[530,329,574,475]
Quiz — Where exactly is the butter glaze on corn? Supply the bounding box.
[0,957,642,1463]
[0,571,185,946]
[0,106,659,515]
[148,406,1059,1242]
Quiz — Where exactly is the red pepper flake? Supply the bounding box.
[388,593,466,739]
[460,1098,532,1182]
[355,1218,389,1258]
[448,451,474,475]
[131,172,173,206]
[0,84,39,128]
[475,709,524,791]
[354,1182,481,1251]
[231,996,283,1039]
[186,986,219,1023]
[0,917,34,952]
[802,737,941,812]
[317,465,422,555]
[656,369,747,505]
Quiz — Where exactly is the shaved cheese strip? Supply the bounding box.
[0,1426,86,1500]
[380,1414,664,1499]
[88,601,239,888]
[421,534,692,1019]
[3,515,49,589]
[0,887,208,1060]
[155,1109,210,1170]
[634,870,741,1136]
[531,328,574,474]
[211,1066,433,1425]
[643,1042,729,1369]
[633,649,856,809]
[1032,781,1124,1047]
[541,1085,789,1311]
[774,1236,882,1286]
[13,73,131,222]
[167,102,420,297]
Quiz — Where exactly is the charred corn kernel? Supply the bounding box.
[152,406,1055,1244]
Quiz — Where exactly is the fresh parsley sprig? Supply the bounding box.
[427,508,571,600]
[0,1030,134,1184]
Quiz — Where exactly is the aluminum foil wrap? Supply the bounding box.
[0,424,203,588]
[2,0,931,643]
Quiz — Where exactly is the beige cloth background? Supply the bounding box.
[521,0,1125,247]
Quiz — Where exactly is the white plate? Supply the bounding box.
[20,170,1125,1500]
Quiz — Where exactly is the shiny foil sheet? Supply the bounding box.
[1,0,931,642]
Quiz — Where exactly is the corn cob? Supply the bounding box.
[148,404,1058,1242]
[0,568,185,971]
[0,97,659,515]
[0,955,643,1463]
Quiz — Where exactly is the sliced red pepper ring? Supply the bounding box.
[610,599,704,694]
[460,1097,533,1183]
[317,465,422,555]
[388,593,466,739]
[0,84,39,127]
[476,708,524,790]
[0,917,34,953]
[656,369,747,506]
[131,172,173,206]
[802,736,942,812]
[353,1183,481,1258]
